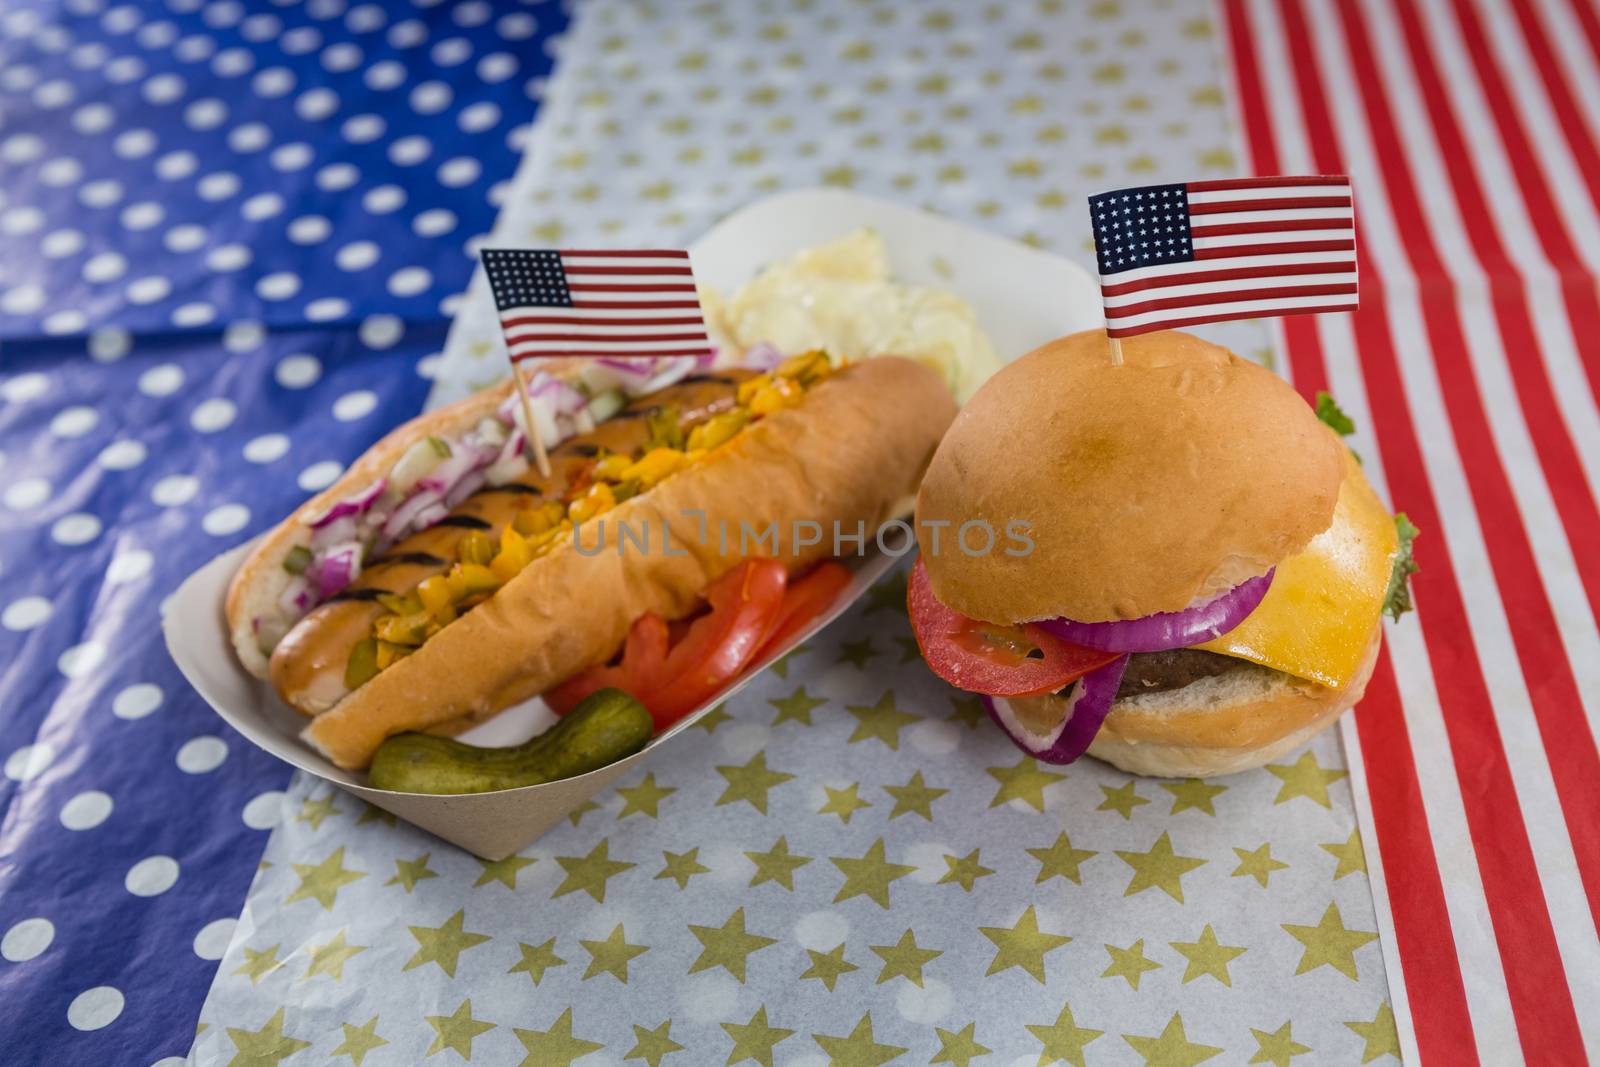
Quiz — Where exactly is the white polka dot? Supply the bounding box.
[205,244,251,272]
[2,284,45,315]
[323,42,364,72]
[42,229,86,258]
[5,742,55,781]
[906,842,953,884]
[127,276,172,305]
[336,240,379,271]
[197,172,240,201]
[227,121,271,153]
[344,3,383,31]
[410,81,452,114]
[388,266,431,296]
[105,56,145,83]
[99,440,147,470]
[177,735,228,772]
[224,321,265,352]
[241,191,284,220]
[138,363,184,396]
[190,398,237,432]
[452,0,489,27]
[201,503,250,535]
[333,390,378,421]
[1,206,46,236]
[282,26,323,53]
[125,856,179,897]
[80,178,126,207]
[173,302,216,328]
[184,98,227,129]
[458,101,500,132]
[155,150,198,181]
[908,720,961,757]
[150,473,200,507]
[244,433,290,463]
[113,128,156,159]
[72,102,115,134]
[363,58,405,90]
[2,918,55,962]
[678,973,739,1023]
[136,20,177,47]
[437,157,479,187]
[316,162,360,191]
[498,12,536,39]
[211,46,253,77]
[4,477,51,510]
[295,87,339,121]
[164,224,207,252]
[388,135,432,166]
[428,34,468,63]
[298,460,343,491]
[478,52,517,82]
[251,66,295,97]
[121,202,164,230]
[68,987,124,1031]
[39,156,83,186]
[43,310,87,336]
[192,918,237,960]
[58,641,106,678]
[269,142,313,172]
[241,789,286,829]
[240,12,281,40]
[341,113,385,145]
[83,251,128,283]
[35,79,77,110]
[306,297,349,321]
[287,215,331,244]
[50,406,99,438]
[358,314,403,349]
[2,372,50,403]
[52,513,102,546]
[256,272,301,301]
[793,910,850,951]
[106,549,153,585]
[2,133,45,164]
[61,791,113,830]
[113,683,163,719]
[896,977,953,1024]
[417,353,443,379]
[143,73,186,105]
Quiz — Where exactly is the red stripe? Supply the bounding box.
[1190,218,1354,237]
[1505,0,1600,219]
[511,348,709,362]
[506,331,709,344]
[560,266,693,277]
[1194,239,1355,258]
[1104,301,1358,338]
[1101,261,1355,297]
[558,249,688,258]
[1292,1,1588,1060]
[502,316,704,328]
[1186,195,1352,214]
[568,284,698,294]
[1104,282,1358,318]
[1565,0,1600,71]
[1188,174,1349,191]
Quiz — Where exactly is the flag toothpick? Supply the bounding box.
[1108,336,1124,366]
[510,361,552,478]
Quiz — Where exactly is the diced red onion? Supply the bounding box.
[276,574,313,616]
[981,653,1129,765]
[594,357,657,381]
[307,478,388,528]
[309,514,358,553]
[743,342,785,370]
[417,445,485,494]
[414,502,449,529]
[444,471,485,509]
[532,376,588,415]
[1035,571,1274,653]
[694,348,718,370]
[637,354,698,393]
[381,489,445,541]
[311,542,362,599]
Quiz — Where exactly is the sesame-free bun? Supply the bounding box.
[914,329,1344,623]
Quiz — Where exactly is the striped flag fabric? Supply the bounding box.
[1224,0,1600,1063]
[480,248,711,361]
[1088,175,1358,337]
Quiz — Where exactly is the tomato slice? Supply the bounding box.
[752,560,852,663]
[907,556,1118,697]
[545,612,669,716]
[647,559,788,727]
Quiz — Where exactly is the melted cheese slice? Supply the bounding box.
[1193,451,1396,689]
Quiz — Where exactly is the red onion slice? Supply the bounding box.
[1035,570,1274,653]
[308,477,388,529]
[981,653,1129,765]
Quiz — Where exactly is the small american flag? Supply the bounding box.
[480,248,712,361]
[1088,175,1358,338]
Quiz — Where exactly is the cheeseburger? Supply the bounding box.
[909,329,1413,778]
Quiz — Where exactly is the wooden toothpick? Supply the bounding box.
[1109,336,1124,366]
[510,359,552,477]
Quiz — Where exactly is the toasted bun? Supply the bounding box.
[1087,627,1379,777]
[915,329,1344,623]
[295,357,955,769]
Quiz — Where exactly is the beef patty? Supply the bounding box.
[1115,648,1241,700]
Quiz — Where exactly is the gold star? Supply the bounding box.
[285,847,366,910]
[301,930,365,982]
[688,907,778,981]
[800,943,858,991]
[869,928,941,987]
[509,938,565,984]
[692,703,732,732]
[980,905,1071,983]
[947,694,985,729]
[819,783,870,823]
[812,1013,906,1067]
[1102,939,1162,989]
[1171,925,1247,986]
[1161,778,1228,815]
[893,636,921,663]
[745,836,811,890]
[938,848,994,892]
[1250,1021,1312,1066]
[656,848,709,890]
[986,756,1066,811]
[512,1008,602,1067]
[931,1022,990,1067]
[715,751,796,814]
[567,799,600,826]
[832,839,915,909]
[617,773,676,819]
[1099,780,1149,819]
[883,770,948,820]
[1125,1013,1223,1066]
[625,1020,683,1067]
[580,923,648,982]
[553,838,635,902]
[1026,1002,1103,1067]
[232,943,283,984]
[331,1015,386,1066]
[836,637,879,668]
[296,794,340,830]
[1117,832,1207,902]
[1321,829,1367,880]
[1267,750,1348,808]
[403,909,490,977]
[770,686,827,726]
[844,691,918,749]
[224,1007,310,1066]
[425,999,495,1059]
[386,852,438,893]
[355,804,394,826]
[722,1007,794,1067]
[474,853,537,890]
[1283,903,1377,980]
[1027,833,1097,884]
[1345,1003,1399,1062]
[1232,843,1289,888]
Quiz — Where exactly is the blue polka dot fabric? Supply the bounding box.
[0,0,568,1059]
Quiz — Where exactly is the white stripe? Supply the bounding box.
[1193,228,1355,248]
[504,322,708,339]
[1105,292,1357,330]
[1101,271,1357,309]
[558,254,692,271]
[1101,249,1356,286]
[502,305,704,322]
[1533,0,1600,151]
[1186,181,1350,203]
[509,337,707,356]
[1186,205,1354,226]
[1316,4,1600,1058]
